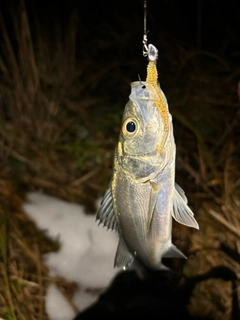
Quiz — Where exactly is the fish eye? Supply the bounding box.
[122,118,139,138]
[126,121,136,132]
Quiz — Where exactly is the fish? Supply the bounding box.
[96,44,199,270]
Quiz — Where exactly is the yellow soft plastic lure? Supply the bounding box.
[145,45,169,154]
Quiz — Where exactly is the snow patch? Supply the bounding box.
[23,191,118,319]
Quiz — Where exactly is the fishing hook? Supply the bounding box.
[138,74,146,88]
[142,0,158,62]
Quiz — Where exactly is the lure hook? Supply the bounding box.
[142,1,158,62]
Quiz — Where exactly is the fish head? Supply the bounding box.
[121,81,163,155]
[117,81,175,181]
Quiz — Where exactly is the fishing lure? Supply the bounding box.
[145,44,169,153]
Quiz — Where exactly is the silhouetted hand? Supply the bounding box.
[73,266,238,319]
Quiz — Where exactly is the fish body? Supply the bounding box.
[112,82,176,270]
[96,46,198,270]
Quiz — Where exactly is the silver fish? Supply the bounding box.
[96,45,199,270]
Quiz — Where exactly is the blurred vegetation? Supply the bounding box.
[0,0,239,319]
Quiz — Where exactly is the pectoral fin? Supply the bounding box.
[114,237,134,269]
[163,245,187,259]
[96,185,118,232]
[147,181,161,230]
[175,182,188,203]
[172,186,199,229]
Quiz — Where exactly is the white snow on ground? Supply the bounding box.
[45,283,76,320]
[23,191,119,320]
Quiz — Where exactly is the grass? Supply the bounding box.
[0,182,50,319]
[0,1,239,319]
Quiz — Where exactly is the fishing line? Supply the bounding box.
[142,0,148,57]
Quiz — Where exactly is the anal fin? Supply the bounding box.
[114,238,134,270]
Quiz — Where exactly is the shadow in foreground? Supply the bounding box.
[74,266,239,319]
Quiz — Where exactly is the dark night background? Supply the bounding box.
[0,0,240,319]
[1,0,239,108]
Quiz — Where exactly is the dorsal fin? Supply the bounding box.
[96,185,118,232]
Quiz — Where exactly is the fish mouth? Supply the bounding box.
[128,81,171,152]
[129,81,159,102]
